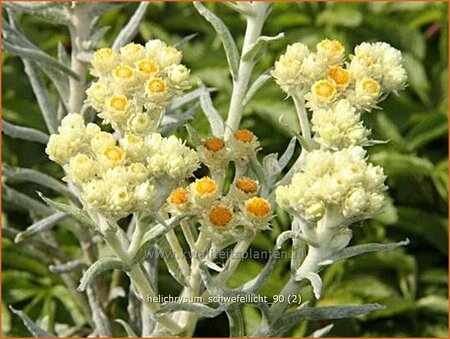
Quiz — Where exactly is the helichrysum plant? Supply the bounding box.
[2,2,410,337]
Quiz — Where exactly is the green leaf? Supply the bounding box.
[402,53,431,104]
[78,258,128,292]
[242,33,285,62]
[15,212,67,243]
[193,2,240,79]
[432,159,448,202]
[38,193,98,231]
[115,319,138,337]
[9,306,56,337]
[370,151,434,176]
[405,113,448,150]
[319,239,410,266]
[316,6,363,27]
[375,113,405,150]
[199,85,225,137]
[1,120,49,144]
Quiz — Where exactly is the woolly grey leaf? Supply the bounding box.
[242,71,271,107]
[89,26,111,46]
[1,119,49,144]
[267,304,383,337]
[278,137,297,171]
[3,41,79,79]
[3,185,53,217]
[226,305,245,337]
[159,103,198,135]
[2,164,74,198]
[158,237,189,287]
[185,123,202,146]
[276,230,319,249]
[242,33,285,62]
[115,319,138,337]
[78,258,128,292]
[318,239,410,266]
[112,2,149,50]
[86,287,112,337]
[3,2,69,25]
[15,211,67,243]
[308,324,334,338]
[49,260,86,273]
[38,192,98,231]
[193,2,240,79]
[166,87,215,112]
[9,306,56,337]
[306,272,322,299]
[157,302,222,318]
[199,85,225,137]
[174,33,198,49]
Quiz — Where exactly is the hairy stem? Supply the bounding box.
[224,3,270,139]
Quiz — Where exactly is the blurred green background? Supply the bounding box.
[2,2,448,337]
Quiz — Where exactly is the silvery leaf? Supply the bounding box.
[78,257,128,292]
[242,71,271,107]
[9,306,56,337]
[242,33,285,62]
[1,120,49,144]
[112,2,149,50]
[49,260,86,273]
[174,33,198,49]
[3,186,53,217]
[199,85,225,137]
[159,103,198,135]
[115,319,138,338]
[166,87,215,112]
[226,305,245,337]
[15,211,67,243]
[3,2,69,25]
[86,287,112,337]
[278,137,297,171]
[308,324,334,338]
[193,2,240,79]
[305,272,322,299]
[318,239,410,266]
[158,237,189,287]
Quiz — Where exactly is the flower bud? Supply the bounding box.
[120,43,145,65]
[91,48,119,76]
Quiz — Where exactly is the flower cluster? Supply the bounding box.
[86,41,191,136]
[168,175,271,243]
[46,114,199,219]
[276,146,387,222]
[274,38,407,224]
[272,39,407,112]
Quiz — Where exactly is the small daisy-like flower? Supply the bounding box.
[104,94,133,125]
[120,134,146,161]
[311,79,337,102]
[127,162,149,184]
[146,77,166,94]
[190,176,220,207]
[198,137,229,170]
[100,145,125,168]
[229,177,259,201]
[328,66,351,88]
[91,131,116,155]
[229,129,260,158]
[91,48,119,76]
[316,39,345,65]
[112,65,138,92]
[86,82,109,111]
[353,78,381,111]
[128,113,154,135]
[245,197,271,222]
[168,187,191,212]
[120,43,145,65]
[136,59,159,77]
[208,204,234,230]
[65,153,97,184]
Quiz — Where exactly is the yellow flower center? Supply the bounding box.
[138,60,158,74]
[194,177,217,196]
[312,80,336,99]
[125,134,143,144]
[236,177,258,194]
[114,65,134,79]
[118,191,127,199]
[209,205,233,229]
[203,137,225,152]
[73,153,90,166]
[148,78,166,93]
[104,145,125,163]
[362,78,380,95]
[169,187,189,205]
[234,129,254,143]
[129,163,147,175]
[110,95,128,111]
[245,197,271,218]
[328,66,350,86]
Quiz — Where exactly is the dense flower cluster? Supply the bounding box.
[276,146,387,222]
[168,175,271,243]
[86,41,191,136]
[46,114,199,219]
[272,39,407,112]
[274,38,407,224]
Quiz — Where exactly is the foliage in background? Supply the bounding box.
[2,2,448,337]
